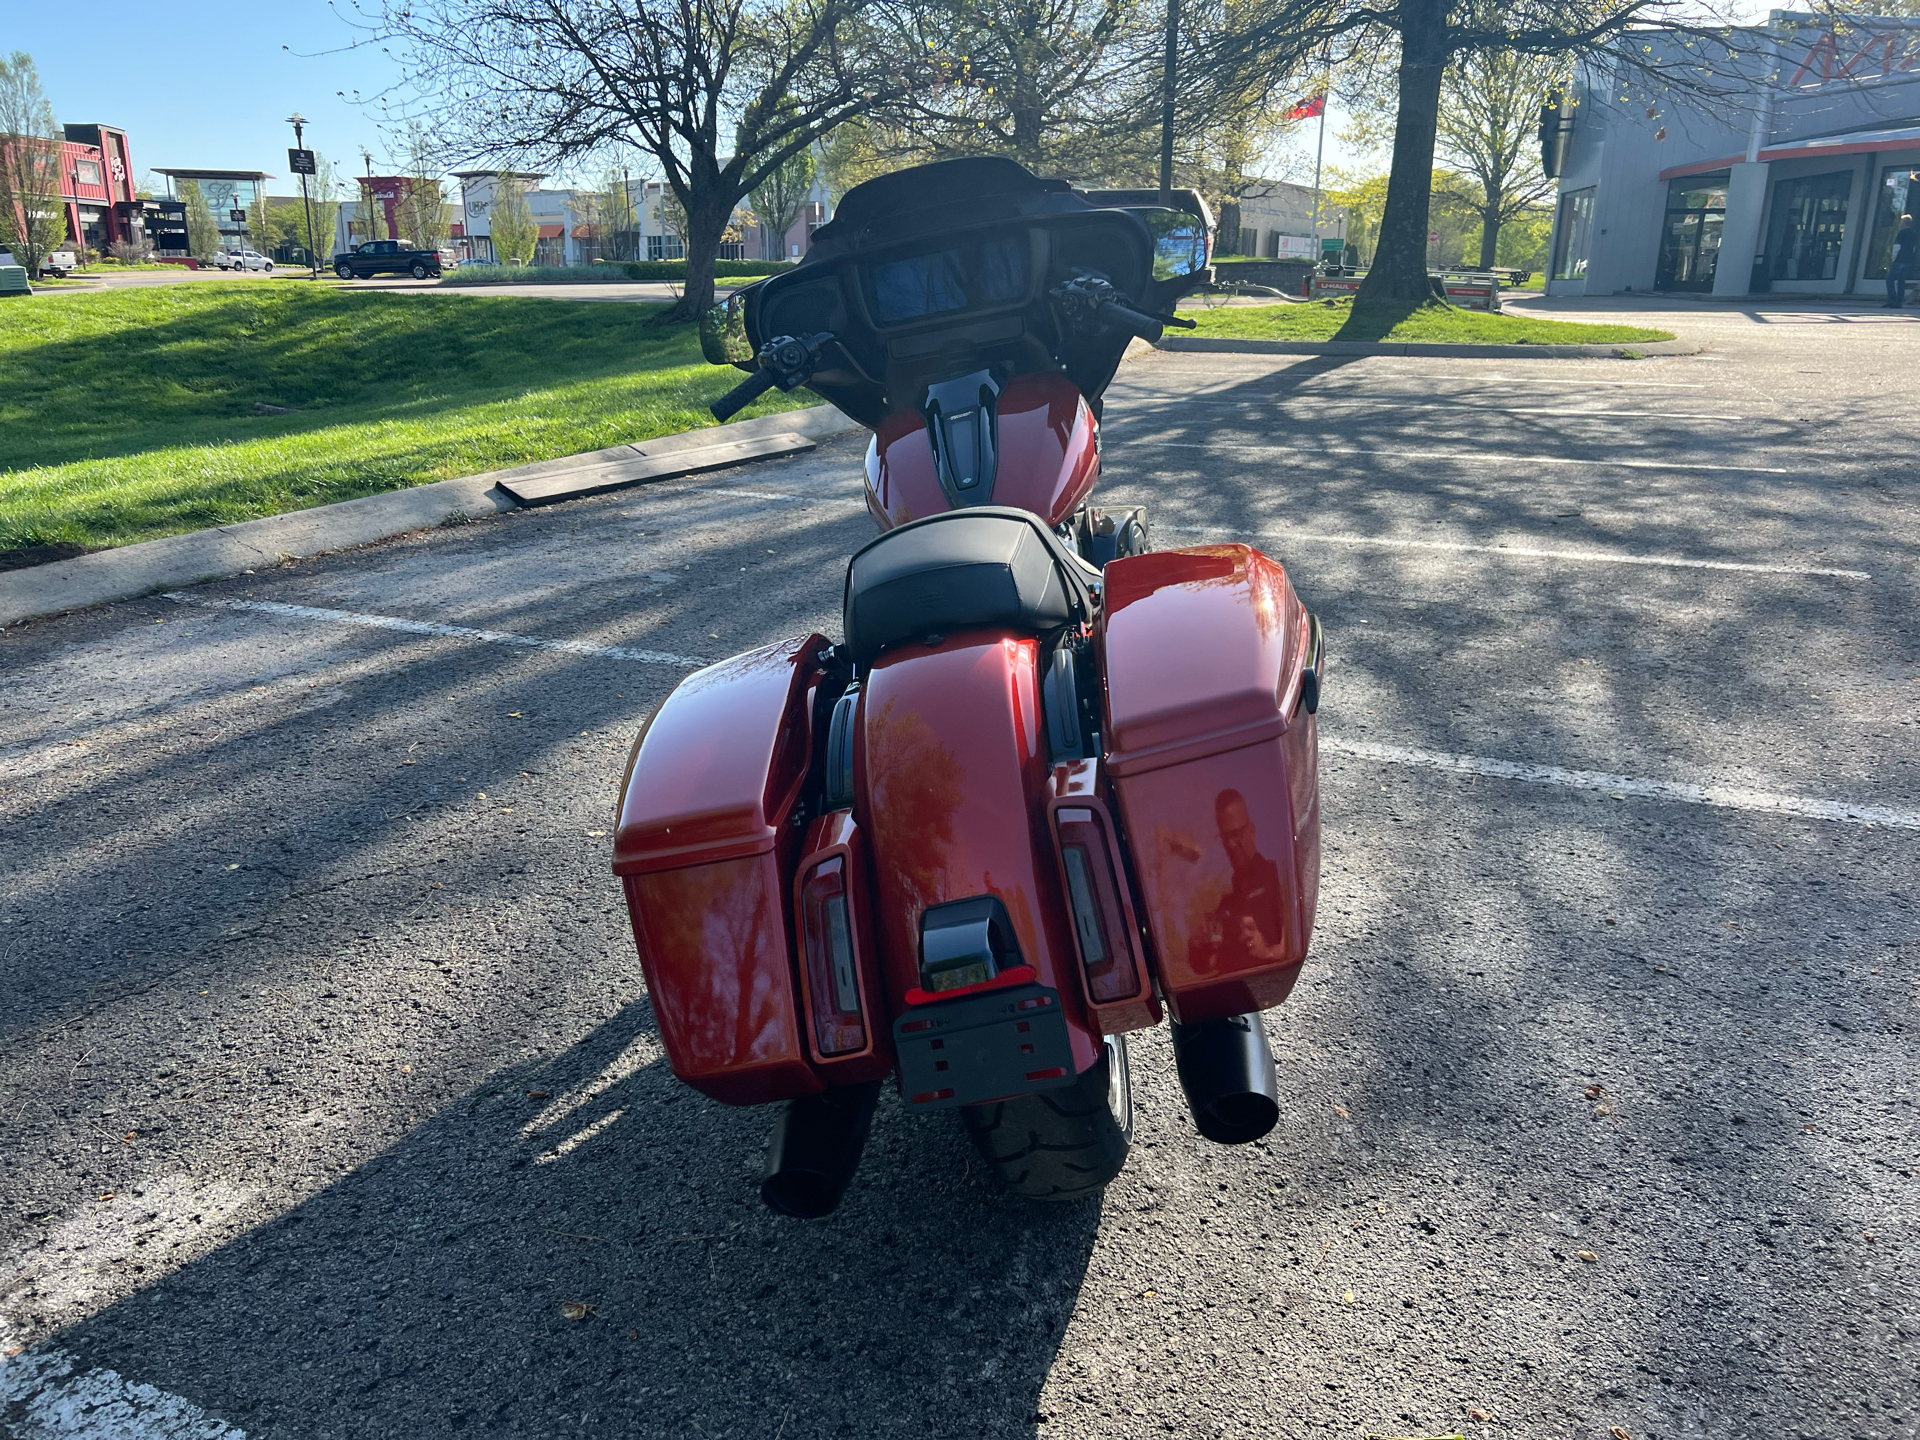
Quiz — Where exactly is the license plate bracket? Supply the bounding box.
[893,984,1077,1110]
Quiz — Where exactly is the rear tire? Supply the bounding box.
[410,261,429,279]
[963,1034,1132,1200]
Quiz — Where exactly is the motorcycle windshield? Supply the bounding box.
[865,237,1029,327]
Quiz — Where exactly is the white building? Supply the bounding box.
[1224,179,1348,259]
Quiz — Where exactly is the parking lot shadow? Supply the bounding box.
[35,997,1101,1440]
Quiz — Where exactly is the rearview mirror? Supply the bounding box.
[700,291,754,365]
[1140,209,1210,280]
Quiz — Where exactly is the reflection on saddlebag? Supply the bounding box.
[1097,546,1323,1023]
[613,635,830,1104]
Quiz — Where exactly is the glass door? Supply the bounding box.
[1655,175,1729,291]
[1860,165,1917,280]
[1767,171,1852,282]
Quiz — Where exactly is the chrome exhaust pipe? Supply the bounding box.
[760,1080,882,1218]
[1170,1013,1280,1145]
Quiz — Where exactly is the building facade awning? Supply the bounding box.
[570,224,599,238]
[1660,124,1920,180]
[537,223,564,238]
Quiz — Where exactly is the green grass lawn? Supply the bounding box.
[1183,297,1673,345]
[0,283,811,551]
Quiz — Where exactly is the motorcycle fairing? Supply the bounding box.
[1098,547,1322,1023]
[614,634,831,1104]
[855,629,1104,1078]
[864,372,1100,531]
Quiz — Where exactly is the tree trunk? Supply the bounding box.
[1477,180,1503,270]
[665,198,730,324]
[1355,0,1448,307]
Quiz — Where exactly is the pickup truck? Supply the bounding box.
[333,239,443,280]
[40,249,78,278]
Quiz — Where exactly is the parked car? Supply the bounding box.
[332,240,443,280]
[40,249,78,278]
[212,249,274,272]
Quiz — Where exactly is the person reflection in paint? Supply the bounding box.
[1207,789,1287,969]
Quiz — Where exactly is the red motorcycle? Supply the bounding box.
[613,158,1324,1217]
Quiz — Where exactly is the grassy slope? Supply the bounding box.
[1183,298,1674,345]
[0,284,810,550]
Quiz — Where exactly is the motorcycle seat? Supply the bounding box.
[843,507,1097,667]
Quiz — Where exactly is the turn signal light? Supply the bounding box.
[799,857,866,1056]
[1053,807,1142,1003]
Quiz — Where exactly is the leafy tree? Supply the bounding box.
[177,180,222,259]
[247,191,272,254]
[400,132,450,250]
[0,52,70,276]
[1438,49,1559,268]
[1209,0,1742,309]
[371,0,919,321]
[488,172,537,263]
[750,137,815,259]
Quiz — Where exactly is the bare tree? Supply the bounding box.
[0,52,69,277]
[366,0,916,320]
[401,130,451,250]
[870,0,1159,178]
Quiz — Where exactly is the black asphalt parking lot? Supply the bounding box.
[3,300,1918,1440]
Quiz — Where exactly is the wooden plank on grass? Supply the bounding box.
[499,431,817,506]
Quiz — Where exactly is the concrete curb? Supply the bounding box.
[0,405,861,630]
[1157,335,1702,359]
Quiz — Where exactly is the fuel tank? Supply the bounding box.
[1097,546,1322,1023]
[864,372,1099,531]
[854,629,1103,1077]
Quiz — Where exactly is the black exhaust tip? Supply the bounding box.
[760,1080,882,1218]
[1171,1013,1280,1145]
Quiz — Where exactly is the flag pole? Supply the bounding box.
[1308,59,1329,251]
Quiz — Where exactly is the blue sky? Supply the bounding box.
[10,3,430,198]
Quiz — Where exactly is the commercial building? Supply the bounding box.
[1548,11,1920,296]
[448,169,832,266]
[1218,179,1348,259]
[153,168,274,255]
[0,122,145,253]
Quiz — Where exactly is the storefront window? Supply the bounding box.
[1656,173,1728,291]
[1766,171,1851,281]
[1860,165,1917,280]
[1551,188,1594,281]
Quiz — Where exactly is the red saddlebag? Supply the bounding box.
[1098,546,1322,1023]
[613,635,830,1105]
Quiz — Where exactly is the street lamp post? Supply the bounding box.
[288,112,319,280]
[1158,0,1181,201]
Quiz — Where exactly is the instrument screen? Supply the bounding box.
[863,236,1030,327]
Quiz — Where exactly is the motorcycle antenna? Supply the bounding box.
[1158,0,1181,201]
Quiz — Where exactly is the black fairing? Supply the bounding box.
[733,158,1205,427]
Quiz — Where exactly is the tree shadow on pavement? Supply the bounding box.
[36,997,1103,1439]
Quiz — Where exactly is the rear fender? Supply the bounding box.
[855,630,1103,1077]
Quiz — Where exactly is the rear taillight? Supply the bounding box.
[799,856,867,1056]
[1053,807,1142,1003]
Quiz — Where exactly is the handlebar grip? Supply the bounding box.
[710,367,779,422]
[1096,301,1165,344]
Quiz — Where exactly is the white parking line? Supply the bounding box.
[147,593,1911,832]
[0,1342,245,1438]
[1150,524,1870,580]
[1326,738,1920,830]
[164,595,709,668]
[1136,441,1792,474]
